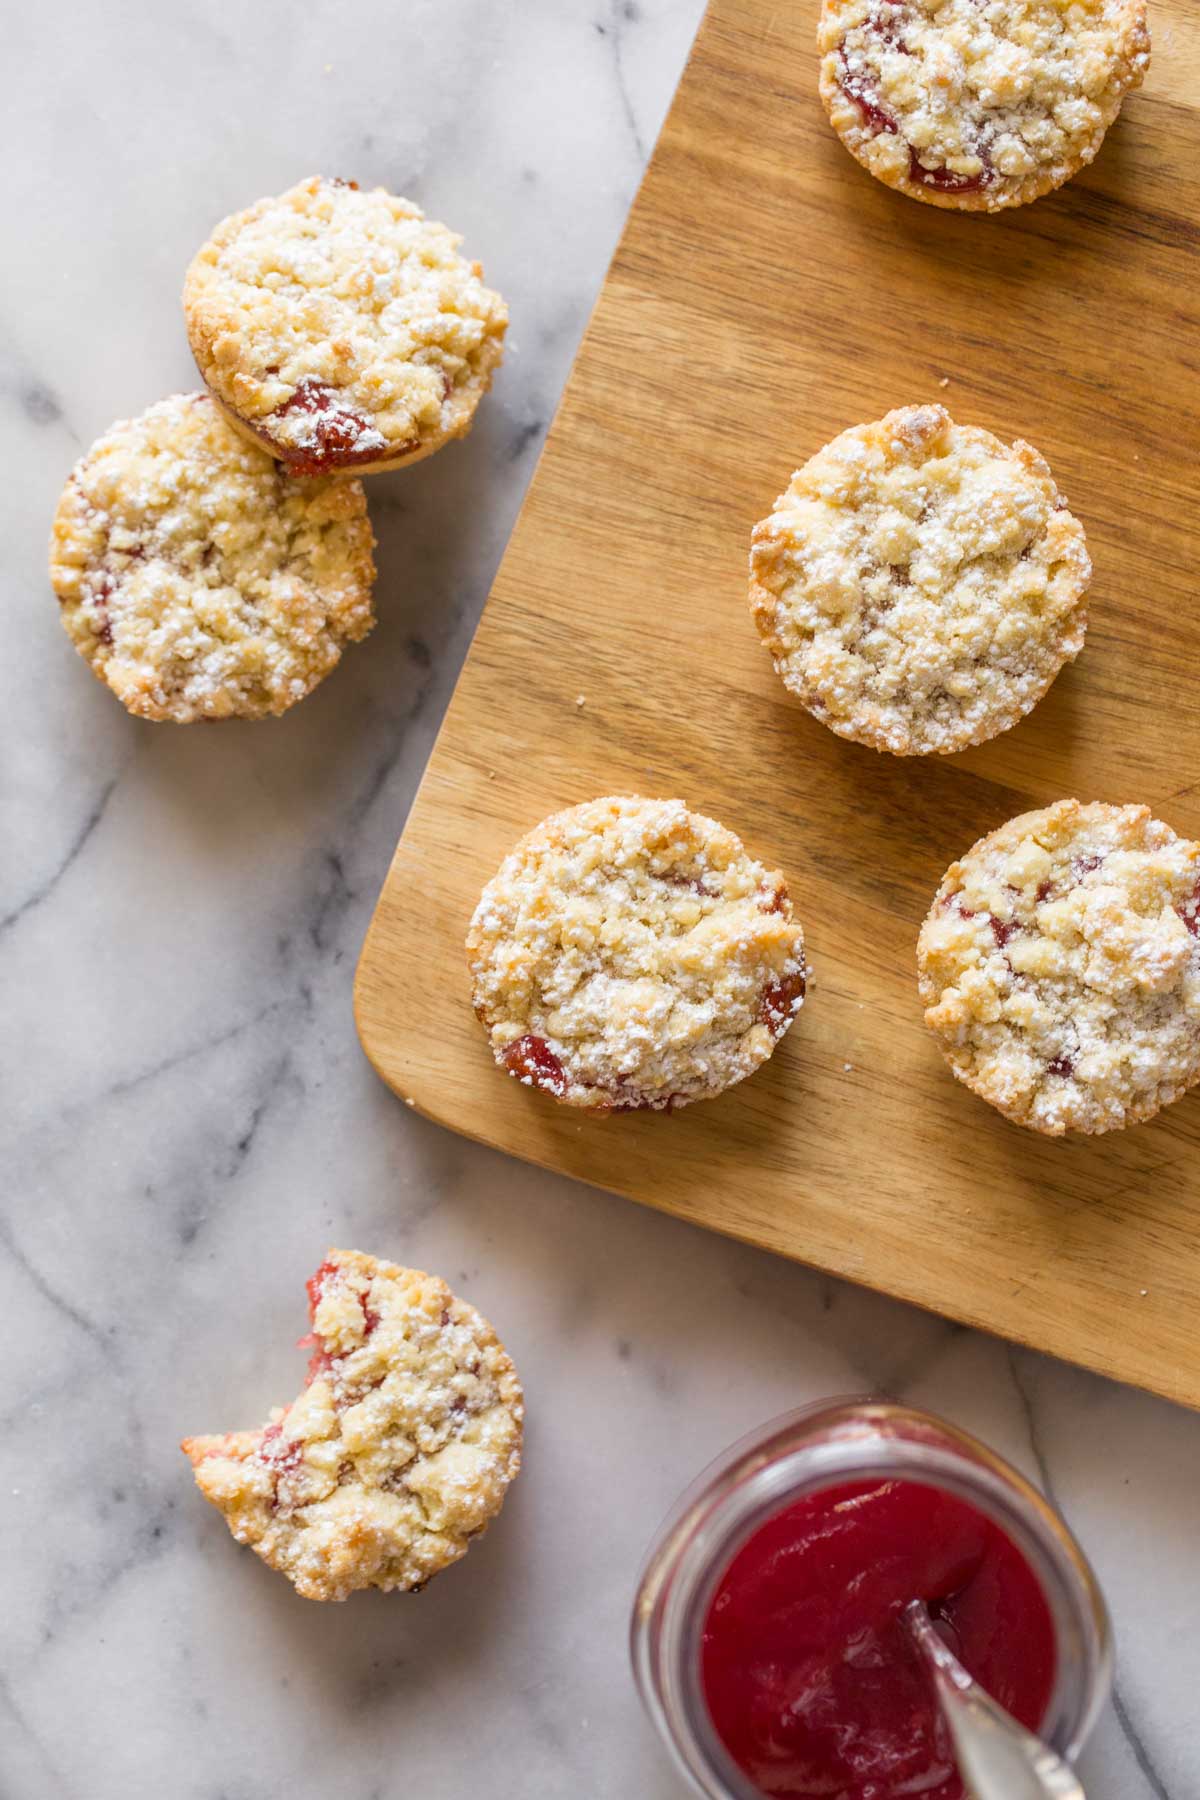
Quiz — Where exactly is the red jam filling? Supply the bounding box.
[267,377,396,476]
[759,969,807,1037]
[867,0,909,47]
[258,1418,304,1507]
[503,1033,568,1097]
[300,1260,379,1378]
[908,147,992,193]
[87,570,116,644]
[1179,880,1200,939]
[701,1478,1056,1800]
[838,56,899,137]
[305,1259,339,1315]
[259,1420,302,1474]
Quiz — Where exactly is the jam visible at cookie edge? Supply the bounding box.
[759,968,807,1037]
[836,44,994,194]
[265,378,401,477]
[503,1034,568,1098]
[258,1419,304,1507]
[909,146,992,194]
[1181,882,1200,939]
[838,54,898,136]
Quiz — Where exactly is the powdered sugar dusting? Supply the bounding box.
[819,0,1150,210]
[466,796,808,1113]
[181,1249,523,1602]
[750,405,1090,756]
[918,800,1200,1135]
[49,393,376,721]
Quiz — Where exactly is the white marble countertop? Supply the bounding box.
[4,3,1197,1796]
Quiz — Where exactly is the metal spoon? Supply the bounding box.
[903,1599,1086,1800]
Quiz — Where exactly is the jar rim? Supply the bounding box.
[631,1398,1112,1800]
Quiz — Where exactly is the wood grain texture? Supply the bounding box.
[356,0,1200,1407]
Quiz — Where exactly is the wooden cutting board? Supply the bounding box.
[356,0,1200,1408]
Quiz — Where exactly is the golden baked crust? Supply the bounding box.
[818,0,1150,211]
[49,393,375,722]
[467,796,808,1113]
[918,801,1200,1135]
[750,405,1089,756]
[182,1250,523,1602]
[184,176,507,475]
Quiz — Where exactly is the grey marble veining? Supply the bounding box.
[3,3,1197,1797]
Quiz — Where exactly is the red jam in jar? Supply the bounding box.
[701,1477,1056,1799]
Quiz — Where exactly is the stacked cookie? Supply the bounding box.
[49,176,507,722]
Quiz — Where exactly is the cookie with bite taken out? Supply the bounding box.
[182,1250,523,1601]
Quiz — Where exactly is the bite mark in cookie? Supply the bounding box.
[750,405,1090,756]
[182,1250,523,1601]
[918,801,1200,1135]
[467,796,809,1113]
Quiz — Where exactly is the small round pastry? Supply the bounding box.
[183,175,508,476]
[467,795,808,1113]
[749,405,1089,756]
[818,0,1150,211]
[918,800,1200,1136]
[49,392,375,723]
[182,1250,523,1602]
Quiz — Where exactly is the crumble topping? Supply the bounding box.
[467,796,808,1112]
[184,176,508,472]
[182,1251,523,1601]
[750,405,1089,755]
[818,0,1149,209]
[918,801,1200,1134]
[49,393,375,722]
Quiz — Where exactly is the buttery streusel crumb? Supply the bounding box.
[182,1250,523,1601]
[467,796,808,1113]
[750,405,1089,756]
[918,801,1200,1135]
[819,0,1149,210]
[49,393,375,722]
[184,176,507,475]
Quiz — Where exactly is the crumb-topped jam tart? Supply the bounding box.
[184,176,507,475]
[750,404,1089,756]
[818,0,1149,210]
[918,801,1200,1134]
[467,796,808,1113]
[49,392,375,722]
[182,1250,523,1600]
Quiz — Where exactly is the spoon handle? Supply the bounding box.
[904,1601,1086,1800]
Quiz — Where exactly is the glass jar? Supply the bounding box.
[631,1398,1112,1800]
